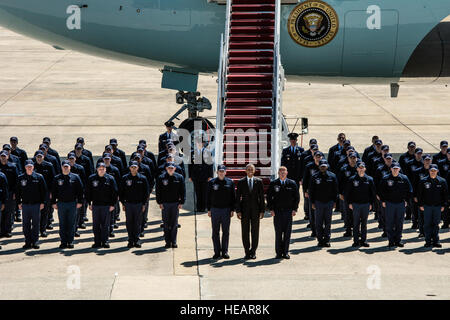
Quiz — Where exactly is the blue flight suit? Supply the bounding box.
[267,178,299,256]
[206,177,236,256]
[379,173,413,245]
[309,170,338,245]
[417,175,448,244]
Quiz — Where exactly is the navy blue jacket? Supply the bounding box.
[344,174,377,205]
[156,172,186,205]
[86,173,118,206]
[206,177,236,210]
[338,163,357,194]
[16,172,48,205]
[309,170,339,204]
[119,173,150,205]
[51,173,84,204]
[0,171,9,202]
[266,178,300,211]
[379,173,413,204]
[302,161,320,194]
[281,146,304,182]
[0,161,19,198]
[417,175,448,207]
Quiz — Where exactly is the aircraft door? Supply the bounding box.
[342,9,399,77]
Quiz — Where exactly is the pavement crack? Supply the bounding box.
[109,272,119,300]
[0,51,71,110]
[349,85,439,151]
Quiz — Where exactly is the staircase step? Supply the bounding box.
[227,82,272,90]
[231,4,276,12]
[225,114,272,123]
[231,19,275,26]
[229,34,274,42]
[228,56,273,65]
[226,98,273,106]
[228,49,273,57]
[224,123,272,130]
[233,0,275,4]
[225,107,273,115]
[229,41,274,49]
[227,73,273,82]
[230,26,275,34]
[226,90,273,98]
[231,12,275,19]
[228,64,273,73]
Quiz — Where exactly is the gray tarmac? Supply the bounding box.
[0,27,450,300]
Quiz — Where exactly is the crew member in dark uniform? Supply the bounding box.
[120,161,150,248]
[417,164,448,248]
[156,162,186,248]
[432,140,448,165]
[188,140,213,212]
[51,160,84,249]
[345,162,377,247]
[0,171,8,249]
[206,164,235,260]
[328,133,346,173]
[267,166,299,259]
[379,162,413,248]
[302,150,323,236]
[0,150,19,238]
[438,149,450,229]
[109,138,127,169]
[308,160,338,247]
[281,133,304,190]
[9,137,27,223]
[86,162,118,249]
[33,150,55,237]
[338,152,358,238]
[159,121,179,152]
[68,152,87,236]
[16,160,48,250]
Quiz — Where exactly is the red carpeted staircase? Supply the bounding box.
[222,0,276,191]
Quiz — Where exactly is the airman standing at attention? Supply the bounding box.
[188,140,213,213]
[345,162,377,247]
[281,132,304,190]
[109,138,127,170]
[309,160,338,247]
[438,149,450,229]
[267,166,299,259]
[16,160,48,250]
[412,153,432,237]
[67,152,87,237]
[432,140,448,165]
[0,171,8,249]
[206,165,235,260]
[328,133,346,173]
[362,136,380,165]
[86,162,118,249]
[302,150,323,237]
[73,137,94,170]
[51,160,84,249]
[3,144,23,174]
[156,162,186,249]
[0,150,19,238]
[399,142,417,221]
[379,162,413,248]
[33,150,55,237]
[417,164,448,248]
[42,137,61,167]
[120,161,150,249]
[338,152,358,238]
[9,136,27,223]
[159,121,179,152]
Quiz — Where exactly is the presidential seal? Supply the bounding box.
[287,0,339,48]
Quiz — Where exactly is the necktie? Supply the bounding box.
[291,146,294,153]
[248,178,253,191]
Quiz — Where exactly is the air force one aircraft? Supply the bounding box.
[0,0,449,86]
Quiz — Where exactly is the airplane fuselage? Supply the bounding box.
[0,0,449,84]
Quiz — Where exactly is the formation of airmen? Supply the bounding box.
[0,126,449,260]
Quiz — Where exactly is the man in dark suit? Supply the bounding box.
[235,164,265,259]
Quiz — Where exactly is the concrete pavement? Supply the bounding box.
[0,27,450,300]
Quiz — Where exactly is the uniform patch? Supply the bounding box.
[92,180,99,187]
[424,182,431,189]
[288,0,340,49]
[213,184,219,191]
[353,180,359,187]
[444,165,449,171]
[387,180,394,187]
[315,178,321,185]
[274,185,280,192]
[21,179,27,187]
[419,174,427,180]
[58,179,64,186]
[345,171,351,177]
[126,180,132,186]
[411,165,416,171]
[162,179,168,186]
